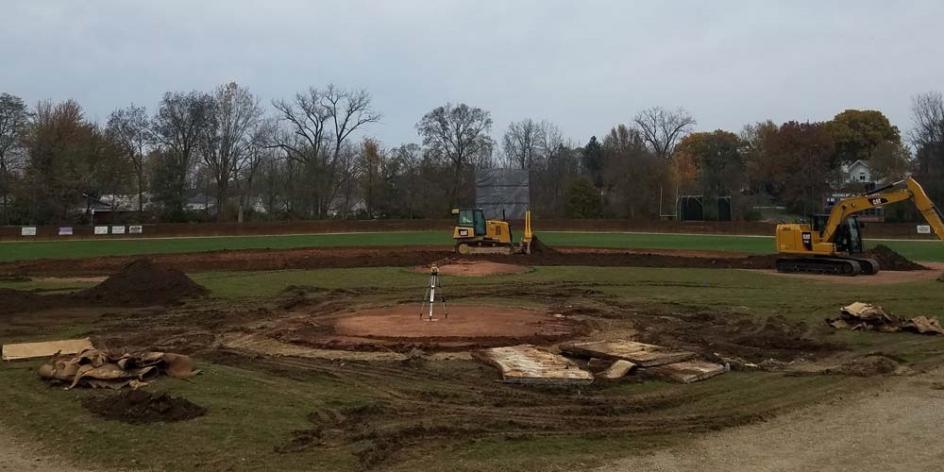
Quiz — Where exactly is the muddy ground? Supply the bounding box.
[0,244,927,277]
[0,246,936,471]
[0,265,930,471]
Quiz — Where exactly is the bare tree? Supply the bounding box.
[106,104,151,213]
[199,82,263,221]
[0,93,31,223]
[272,85,379,217]
[152,91,215,216]
[237,117,277,222]
[910,92,944,202]
[633,106,696,159]
[416,103,493,207]
[502,119,545,169]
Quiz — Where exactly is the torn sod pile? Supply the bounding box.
[827,302,944,336]
[38,348,200,389]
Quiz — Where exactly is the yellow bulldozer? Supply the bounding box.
[451,208,535,255]
[776,177,944,275]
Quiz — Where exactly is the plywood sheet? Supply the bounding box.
[648,359,727,383]
[2,338,94,361]
[474,344,593,385]
[560,340,695,367]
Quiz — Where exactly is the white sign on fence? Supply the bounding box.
[94,226,109,235]
[111,225,126,235]
[58,227,73,236]
[20,226,37,236]
[917,224,932,234]
[128,225,143,234]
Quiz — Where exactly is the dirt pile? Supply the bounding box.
[82,390,206,424]
[826,354,901,376]
[529,235,557,254]
[78,259,207,306]
[865,245,927,271]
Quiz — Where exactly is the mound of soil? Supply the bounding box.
[865,245,927,271]
[278,304,580,352]
[78,259,207,306]
[82,390,206,424]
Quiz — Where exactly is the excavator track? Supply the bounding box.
[775,257,867,276]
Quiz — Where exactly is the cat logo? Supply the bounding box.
[801,232,813,249]
[870,197,888,206]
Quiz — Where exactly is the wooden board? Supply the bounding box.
[474,345,593,385]
[2,338,94,361]
[648,359,727,383]
[560,340,695,367]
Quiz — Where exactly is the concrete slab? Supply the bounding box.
[648,359,727,383]
[474,344,593,385]
[2,338,94,361]
[560,340,695,367]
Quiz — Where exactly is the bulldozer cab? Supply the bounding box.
[456,209,487,236]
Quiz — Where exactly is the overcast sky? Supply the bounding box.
[3,0,942,147]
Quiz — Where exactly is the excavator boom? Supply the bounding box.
[903,178,944,239]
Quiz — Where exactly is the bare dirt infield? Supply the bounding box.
[333,305,567,339]
[274,303,581,352]
[412,260,531,276]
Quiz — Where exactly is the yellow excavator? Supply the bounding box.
[451,208,534,255]
[776,177,944,275]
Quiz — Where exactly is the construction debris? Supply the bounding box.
[648,359,728,384]
[38,348,199,390]
[560,340,695,367]
[827,302,944,336]
[473,344,593,385]
[2,337,94,361]
[598,359,636,380]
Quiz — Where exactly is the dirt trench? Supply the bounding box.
[0,245,927,277]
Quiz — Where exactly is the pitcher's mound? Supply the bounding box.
[312,304,576,351]
[414,260,530,277]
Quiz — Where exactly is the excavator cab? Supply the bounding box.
[811,214,863,254]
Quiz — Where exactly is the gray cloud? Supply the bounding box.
[3,0,941,147]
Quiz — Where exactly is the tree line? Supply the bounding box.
[0,84,941,225]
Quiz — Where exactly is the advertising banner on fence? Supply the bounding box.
[94,226,109,235]
[21,226,37,236]
[128,225,143,234]
[58,227,73,236]
[917,224,932,234]
[111,225,126,234]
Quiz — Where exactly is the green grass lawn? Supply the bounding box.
[1,230,942,262]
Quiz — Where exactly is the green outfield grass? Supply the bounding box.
[0,230,941,262]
